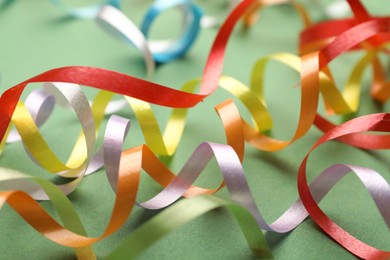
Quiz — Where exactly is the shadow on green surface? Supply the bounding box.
[251,150,297,176]
[50,14,79,24]
[265,231,288,249]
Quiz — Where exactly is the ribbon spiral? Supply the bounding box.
[1,0,390,259]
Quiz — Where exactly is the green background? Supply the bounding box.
[0,0,390,259]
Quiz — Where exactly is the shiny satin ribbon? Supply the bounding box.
[0,77,377,259]
[218,99,390,258]
[0,0,287,145]
[2,105,390,259]
[96,0,202,76]
[297,113,390,259]
[12,83,96,177]
[140,0,202,63]
[4,84,131,200]
[15,74,271,158]
[300,0,389,52]
[50,0,230,28]
[0,110,274,258]
[0,168,95,259]
[49,0,263,29]
[95,5,155,79]
[6,84,390,258]
[3,0,390,184]
[92,0,310,76]
[3,0,389,199]
[2,81,238,198]
[299,1,390,108]
[107,161,390,259]
[4,0,387,152]
[53,0,202,79]
[6,89,55,143]
[1,86,96,204]
[51,0,120,19]
[243,1,390,112]
[9,48,372,166]
[2,0,390,259]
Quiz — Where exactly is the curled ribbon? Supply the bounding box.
[3,98,390,259]
[4,0,390,199]
[96,0,202,74]
[140,0,203,63]
[2,0,390,259]
[298,113,390,259]
[50,0,120,19]
[95,5,156,79]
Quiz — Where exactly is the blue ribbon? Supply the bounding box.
[52,0,202,64]
[141,0,203,63]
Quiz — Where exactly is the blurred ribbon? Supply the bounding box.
[95,5,156,79]
[310,0,350,19]
[3,0,390,189]
[140,0,202,63]
[96,0,202,76]
[1,0,390,259]
[5,0,387,153]
[3,0,390,182]
[51,0,120,19]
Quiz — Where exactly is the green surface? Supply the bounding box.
[0,0,390,259]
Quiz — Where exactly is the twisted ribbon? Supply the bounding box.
[1,0,390,259]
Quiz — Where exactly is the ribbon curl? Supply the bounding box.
[2,0,390,259]
[5,0,389,156]
[2,100,390,259]
[51,0,121,19]
[96,0,202,77]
